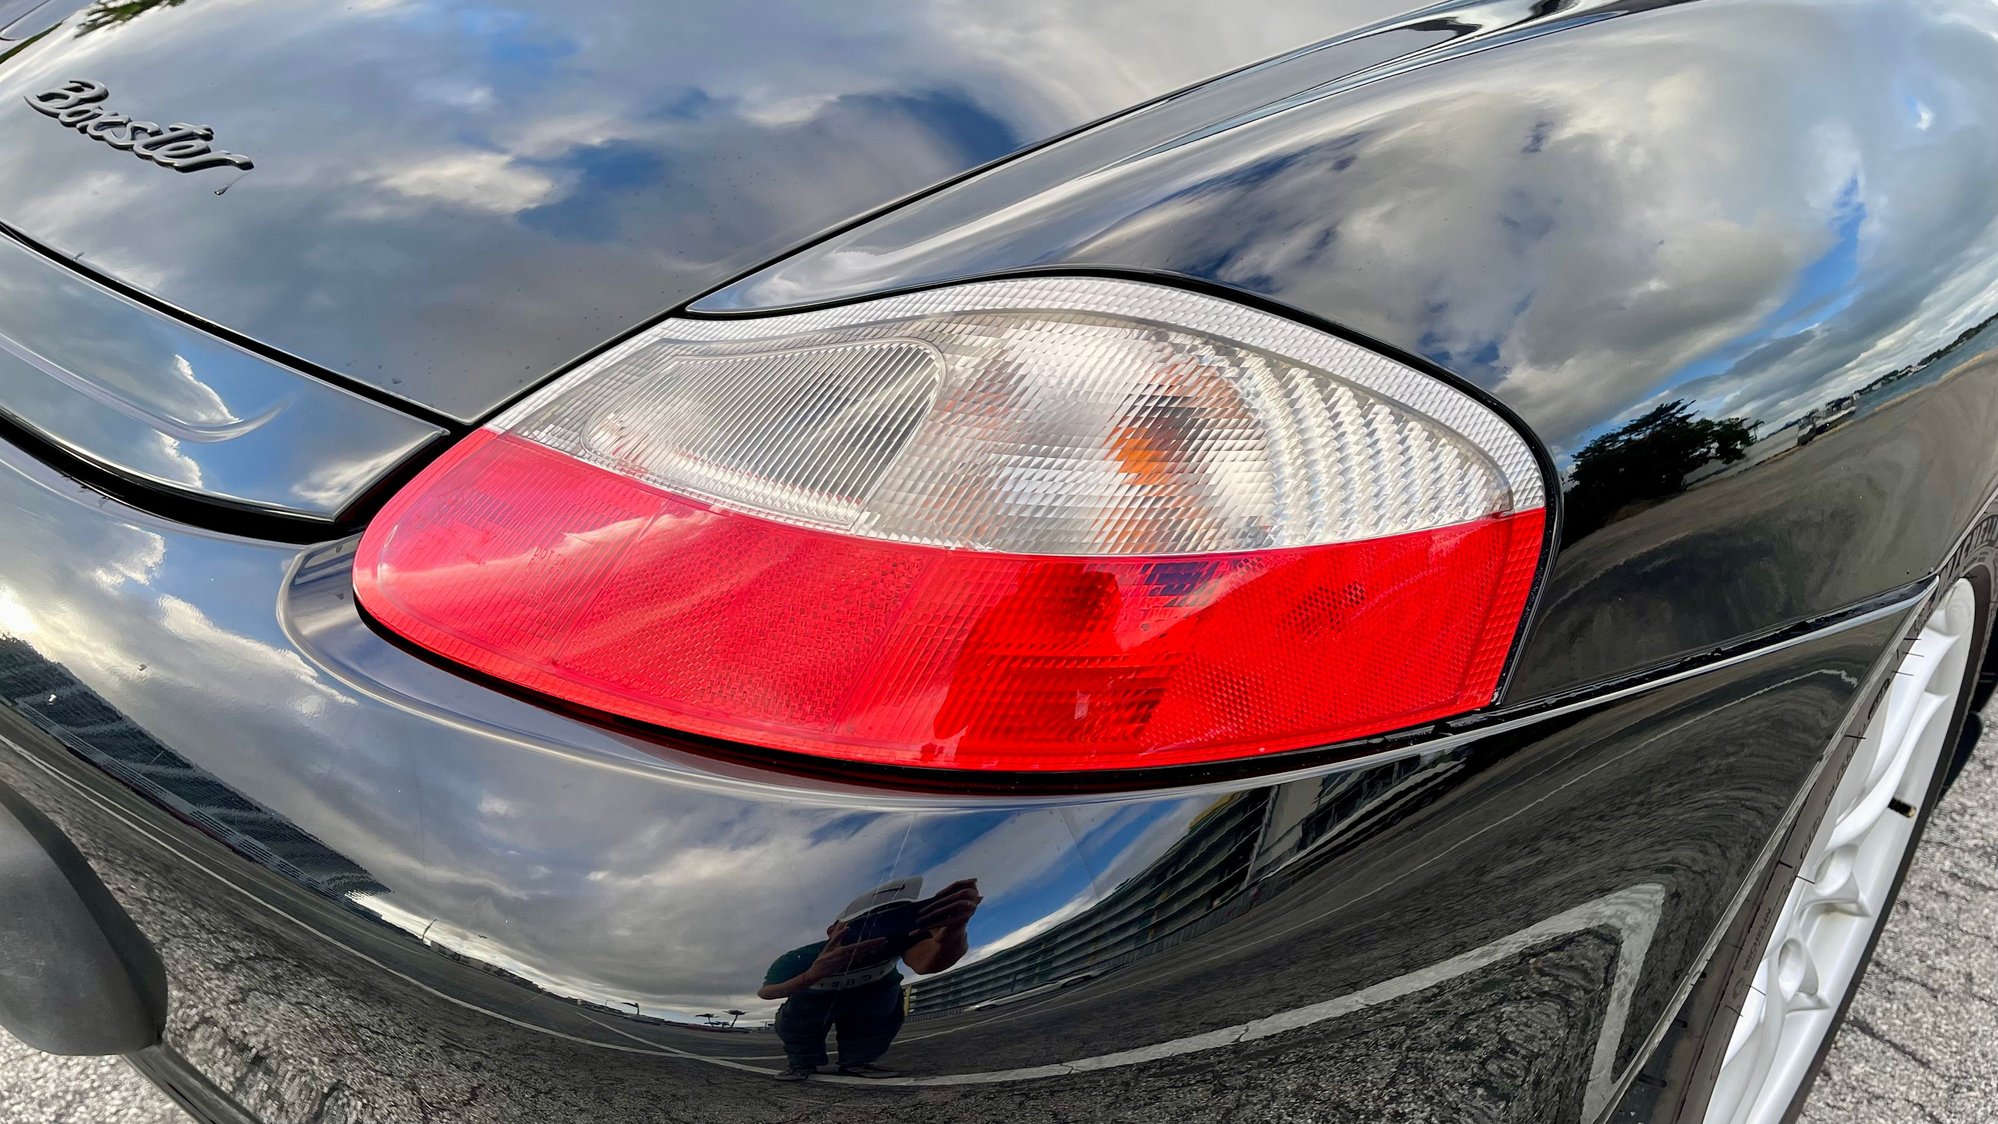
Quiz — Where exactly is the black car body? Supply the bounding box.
[2,0,1997,1120]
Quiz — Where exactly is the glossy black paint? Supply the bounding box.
[0,0,1984,695]
[702,0,1998,694]
[0,427,1922,1121]
[0,230,443,521]
[0,1,89,42]
[0,0,1995,1120]
[0,0,1421,421]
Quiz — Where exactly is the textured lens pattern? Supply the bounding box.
[498,279,1540,554]
[357,278,1552,772]
[513,338,941,529]
[357,431,1546,772]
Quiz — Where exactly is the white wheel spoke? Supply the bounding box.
[1706,580,1973,1124]
[1775,936,1829,1012]
[1800,846,1873,919]
[1826,689,1945,851]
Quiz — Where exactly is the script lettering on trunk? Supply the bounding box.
[25,80,254,174]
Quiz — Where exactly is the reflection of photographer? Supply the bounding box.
[759,877,982,1081]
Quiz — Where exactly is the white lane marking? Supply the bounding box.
[582,881,1663,1107]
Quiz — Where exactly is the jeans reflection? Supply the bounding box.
[758,876,981,1080]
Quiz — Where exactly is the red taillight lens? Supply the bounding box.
[356,279,1547,772]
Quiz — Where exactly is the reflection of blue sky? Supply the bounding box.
[0,0,1414,420]
[1371,5,1998,456]
[718,0,1998,466]
[1561,178,1871,458]
[0,236,439,514]
[895,801,1197,964]
[0,0,1458,1024]
[12,0,1998,1028]
[517,140,667,242]
[0,466,1233,1016]
[1676,180,1868,387]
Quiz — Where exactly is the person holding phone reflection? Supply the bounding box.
[759,876,982,1080]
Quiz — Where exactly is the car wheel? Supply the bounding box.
[1692,576,1984,1124]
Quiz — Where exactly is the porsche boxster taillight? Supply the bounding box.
[354,278,1547,772]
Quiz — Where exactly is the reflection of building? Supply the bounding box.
[908,751,1459,1016]
[0,638,386,898]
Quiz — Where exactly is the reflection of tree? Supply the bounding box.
[75,0,188,36]
[1857,307,1998,397]
[1562,399,1759,543]
[0,33,41,65]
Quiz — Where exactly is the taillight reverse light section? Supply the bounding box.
[354,278,1547,772]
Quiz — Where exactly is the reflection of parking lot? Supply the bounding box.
[5,716,1997,1122]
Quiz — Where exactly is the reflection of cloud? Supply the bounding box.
[0,0,1445,420]
[731,0,1998,465]
[920,0,1412,124]
[153,594,330,694]
[5,457,1230,1020]
[142,433,203,488]
[164,355,236,429]
[966,894,1093,961]
[368,796,919,1014]
[287,452,411,510]
[0,587,34,637]
[411,78,494,110]
[1212,4,1998,455]
[30,0,1992,1026]
[86,528,165,593]
[375,151,563,213]
[502,110,647,159]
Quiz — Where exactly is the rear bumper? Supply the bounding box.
[0,432,1919,1123]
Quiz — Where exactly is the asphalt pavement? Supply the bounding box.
[4,716,1997,1124]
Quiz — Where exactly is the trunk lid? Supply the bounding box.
[0,0,1410,423]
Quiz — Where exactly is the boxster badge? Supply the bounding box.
[25,79,253,173]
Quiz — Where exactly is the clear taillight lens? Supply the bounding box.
[354,278,1547,772]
